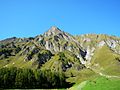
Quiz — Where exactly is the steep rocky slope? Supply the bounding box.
[0,26,86,72]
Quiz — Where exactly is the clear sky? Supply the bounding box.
[0,0,120,40]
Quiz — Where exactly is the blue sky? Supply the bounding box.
[0,0,120,40]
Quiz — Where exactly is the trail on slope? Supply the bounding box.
[90,67,120,79]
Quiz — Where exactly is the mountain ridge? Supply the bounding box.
[0,26,120,86]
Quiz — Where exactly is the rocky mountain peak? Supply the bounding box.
[50,26,60,31]
[44,26,62,36]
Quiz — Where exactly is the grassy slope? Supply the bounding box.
[66,68,98,84]
[82,77,120,90]
[0,53,37,69]
[41,51,83,72]
[90,45,120,76]
[68,45,120,90]
[41,54,63,72]
[69,76,120,90]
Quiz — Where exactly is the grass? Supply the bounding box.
[68,81,88,90]
[41,51,83,72]
[0,52,37,69]
[66,68,99,84]
[90,45,120,76]
[68,76,120,90]
[82,76,120,90]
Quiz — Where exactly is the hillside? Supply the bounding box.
[0,26,120,89]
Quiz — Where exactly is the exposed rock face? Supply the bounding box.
[98,41,105,47]
[75,34,120,64]
[44,26,62,37]
[85,46,95,61]
[37,26,85,60]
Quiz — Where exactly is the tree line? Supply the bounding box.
[0,67,72,89]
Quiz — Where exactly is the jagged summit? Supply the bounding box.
[50,26,61,31]
[44,26,62,36]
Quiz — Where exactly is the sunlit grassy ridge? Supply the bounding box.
[90,45,120,76]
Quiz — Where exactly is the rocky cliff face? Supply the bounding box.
[75,34,120,64]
